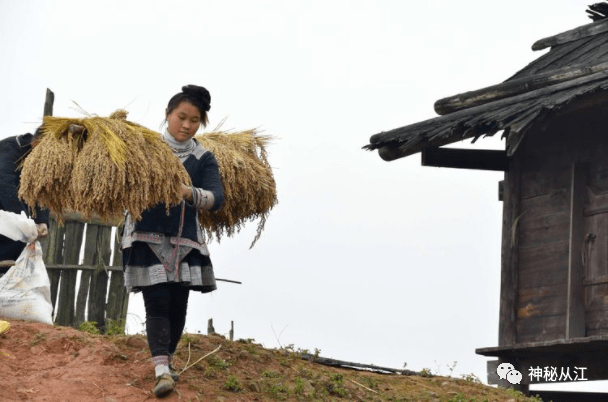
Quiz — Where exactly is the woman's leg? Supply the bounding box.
[142,283,175,397]
[168,285,190,355]
[142,284,173,375]
[142,284,172,357]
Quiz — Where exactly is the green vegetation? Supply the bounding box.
[326,373,347,397]
[224,375,241,392]
[262,370,281,378]
[267,381,289,400]
[104,318,125,335]
[294,376,305,395]
[78,321,101,335]
[12,321,547,402]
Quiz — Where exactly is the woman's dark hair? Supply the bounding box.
[166,85,211,127]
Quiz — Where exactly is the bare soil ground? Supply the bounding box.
[0,320,543,401]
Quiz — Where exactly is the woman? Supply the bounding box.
[0,128,48,273]
[121,85,224,398]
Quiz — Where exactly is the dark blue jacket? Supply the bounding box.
[0,133,50,263]
[133,144,224,242]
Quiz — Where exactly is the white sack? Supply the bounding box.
[0,210,38,243]
[0,211,53,325]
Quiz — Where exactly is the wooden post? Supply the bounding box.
[566,162,586,338]
[230,321,234,341]
[40,89,59,314]
[498,151,522,346]
[119,285,129,324]
[106,229,127,325]
[87,226,111,332]
[54,221,84,326]
[43,88,54,117]
[43,218,64,313]
[208,318,215,335]
[75,224,99,326]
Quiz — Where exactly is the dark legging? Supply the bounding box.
[142,283,190,357]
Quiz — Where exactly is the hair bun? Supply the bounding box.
[182,85,211,111]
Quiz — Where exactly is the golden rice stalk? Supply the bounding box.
[19,111,190,223]
[18,126,78,221]
[195,129,277,247]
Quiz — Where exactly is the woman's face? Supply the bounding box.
[166,101,201,142]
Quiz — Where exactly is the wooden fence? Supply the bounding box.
[42,214,129,333]
[0,89,130,333]
[0,213,129,334]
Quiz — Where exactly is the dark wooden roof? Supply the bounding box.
[365,18,608,161]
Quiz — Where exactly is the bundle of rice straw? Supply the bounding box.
[19,110,190,223]
[196,129,277,247]
[19,110,278,247]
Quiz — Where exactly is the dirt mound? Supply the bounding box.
[0,320,539,401]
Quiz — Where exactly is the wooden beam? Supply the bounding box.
[532,18,608,51]
[566,162,586,339]
[421,147,508,171]
[57,211,122,227]
[477,334,608,357]
[46,263,239,284]
[534,391,608,401]
[498,151,522,346]
[47,264,123,272]
[300,353,417,375]
[434,62,608,115]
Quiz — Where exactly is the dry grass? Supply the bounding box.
[196,129,278,247]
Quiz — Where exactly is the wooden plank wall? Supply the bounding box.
[41,217,129,333]
[507,111,608,344]
[579,123,608,336]
[498,146,522,346]
[512,120,574,344]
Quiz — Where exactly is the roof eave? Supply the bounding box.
[365,71,608,162]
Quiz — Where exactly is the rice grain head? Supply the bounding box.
[195,129,277,247]
[19,111,190,224]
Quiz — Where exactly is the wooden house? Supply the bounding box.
[365,8,608,397]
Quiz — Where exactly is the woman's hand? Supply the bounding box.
[36,223,48,239]
[181,184,193,202]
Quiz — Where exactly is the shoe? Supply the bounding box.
[153,373,174,398]
[169,364,179,382]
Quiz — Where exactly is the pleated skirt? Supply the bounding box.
[122,242,216,293]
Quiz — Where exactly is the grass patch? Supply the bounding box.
[224,375,242,392]
[78,321,101,335]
